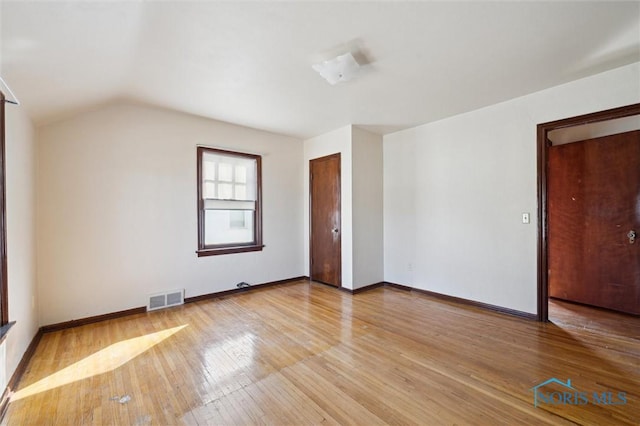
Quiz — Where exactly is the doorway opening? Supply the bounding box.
[537,103,640,327]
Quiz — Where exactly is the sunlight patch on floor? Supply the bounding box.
[11,324,188,401]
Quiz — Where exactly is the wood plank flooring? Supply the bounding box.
[4,280,639,425]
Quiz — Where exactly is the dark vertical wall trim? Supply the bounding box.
[0,91,8,325]
[537,103,640,322]
[536,124,548,322]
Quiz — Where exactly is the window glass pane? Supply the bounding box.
[203,160,216,181]
[218,163,233,182]
[229,210,247,229]
[218,183,233,199]
[204,181,216,199]
[235,184,246,200]
[245,162,256,200]
[235,165,247,183]
[204,210,254,245]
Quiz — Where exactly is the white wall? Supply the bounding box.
[384,62,640,315]
[352,127,383,289]
[303,126,353,288]
[37,103,304,325]
[303,125,384,290]
[3,103,38,388]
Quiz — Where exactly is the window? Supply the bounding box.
[197,147,263,256]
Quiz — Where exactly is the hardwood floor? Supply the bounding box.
[4,280,639,425]
[549,298,640,341]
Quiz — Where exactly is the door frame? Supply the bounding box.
[0,91,8,326]
[536,103,640,321]
[309,153,342,287]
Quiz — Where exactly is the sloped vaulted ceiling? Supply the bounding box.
[1,1,639,138]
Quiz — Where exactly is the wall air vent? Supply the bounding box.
[147,289,185,311]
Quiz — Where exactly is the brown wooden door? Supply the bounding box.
[548,130,640,315]
[310,153,341,287]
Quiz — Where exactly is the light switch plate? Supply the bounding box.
[522,212,530,224]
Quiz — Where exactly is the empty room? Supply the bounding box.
[0,1,639,424]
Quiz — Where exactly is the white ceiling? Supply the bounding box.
[1,1,639,138]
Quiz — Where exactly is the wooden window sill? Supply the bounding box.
[197,245,264,257]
